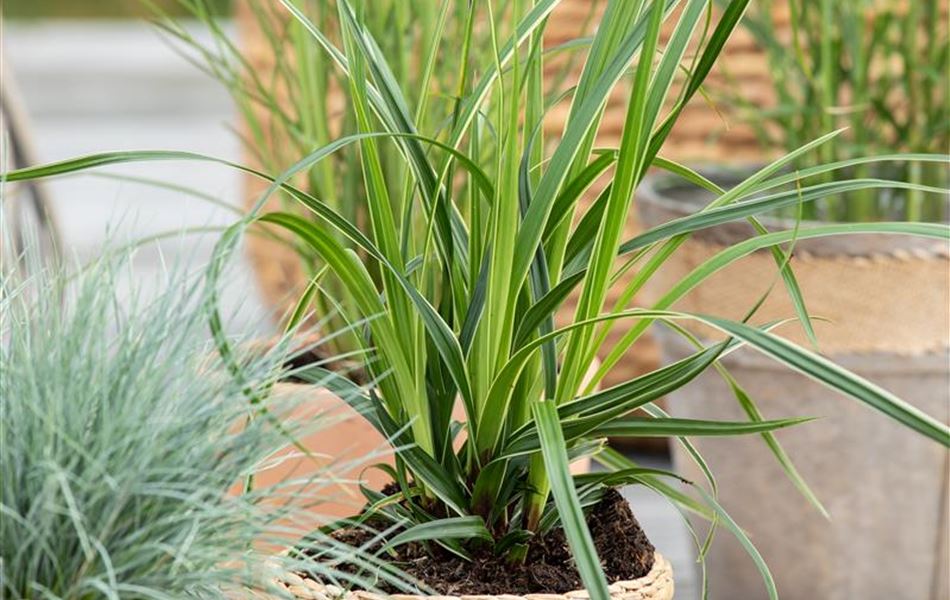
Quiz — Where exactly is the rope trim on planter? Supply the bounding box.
[271,552,674,600]
[643,235,950,356]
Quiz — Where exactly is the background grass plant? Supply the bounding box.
[148,0,599,354]
[3,0,230,19]
[721,0,949,222]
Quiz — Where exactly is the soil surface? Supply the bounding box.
[309,488,655,594]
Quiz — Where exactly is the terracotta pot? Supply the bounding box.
[636,170,950,600]
[246,382,392,520]
[272,552,675,600]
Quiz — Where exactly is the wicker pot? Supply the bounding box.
[636,170,950,600]
[272,552,675,600]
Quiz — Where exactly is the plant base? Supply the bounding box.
[273,552,673,600]
[274,489,673,598]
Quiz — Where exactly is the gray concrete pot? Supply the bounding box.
[636,170,950,600]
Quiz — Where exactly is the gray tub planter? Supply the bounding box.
[636,170,950,600]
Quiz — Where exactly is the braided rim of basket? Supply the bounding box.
[273,551,674,600]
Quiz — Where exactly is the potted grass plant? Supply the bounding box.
[152,0,663,399]
[146,0,618,489]
[6,0,950,598]
[0,246,408,598]
[634,1,950,597]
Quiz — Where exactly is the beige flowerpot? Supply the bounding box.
[272,552,675,600]
[636,171,950,600]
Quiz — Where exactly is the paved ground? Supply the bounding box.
[2,20,699,598]
[3,20,271,336]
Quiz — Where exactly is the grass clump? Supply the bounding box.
[148,0,598,353]
[0,248,387,598]
[724,0,948,221]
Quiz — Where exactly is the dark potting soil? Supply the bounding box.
[312,488,655,595]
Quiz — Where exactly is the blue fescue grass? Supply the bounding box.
[0,248,402,598]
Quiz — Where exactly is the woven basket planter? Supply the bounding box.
[636,170,950,599]
[271,552,674,600]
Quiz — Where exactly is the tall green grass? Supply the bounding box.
[5,1,950,598]
[724,0,949,222]
[149,0,598,353]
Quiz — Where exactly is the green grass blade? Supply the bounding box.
[660,321,828,517]
[724,372,829,518]
[644,0,751,164]
[556,0,666,406]
[507,414,810,457]
[591,416,813,438]
[746,154,950,196]
[4,150,483,441]
[594,447,716,522]
[511,3,670,303]
[643,0,709,127]
[558,343,727,419]
[285,0,471,288]
[381,516,492,552]
[532,401,611,600]
[621,179,947,254]
[542,150,617,242]
[699,316,950,446]
[696,487,778,600]
[262,212,478,440]
[297,366,470,516]
[595,222,950,383]
[652,157,725,194]
[513,270,585,348]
